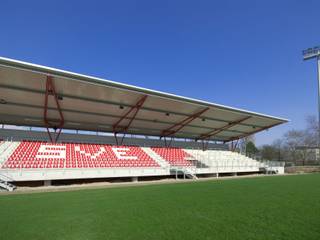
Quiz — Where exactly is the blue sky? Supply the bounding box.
[0,0,319,145]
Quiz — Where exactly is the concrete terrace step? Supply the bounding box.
[141,147,170,168]
[0,141,20,166]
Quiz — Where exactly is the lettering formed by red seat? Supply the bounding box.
[2,141,159,169]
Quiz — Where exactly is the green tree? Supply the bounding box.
[246,141,258,156]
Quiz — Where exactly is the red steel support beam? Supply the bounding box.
[161,107,209,139]
[223,122,283,143]
[112,95,147,145]
[196,116,251,141]
[44,76,64,143]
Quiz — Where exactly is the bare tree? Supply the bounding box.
[305,115,318,147]
[283,130,307,165]
[260,144,277,160]
[272,139,283,161]
[258,115,319,165]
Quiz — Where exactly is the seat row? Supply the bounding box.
[3,141,160,169]
[151,147,194,166]
[2,141,195,169]
[2,140,198,168]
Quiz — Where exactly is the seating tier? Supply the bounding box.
[151,147,193,166]
[2,141,160,169]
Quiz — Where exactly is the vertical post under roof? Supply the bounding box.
[43,76,64,143]
[112,95,147,145]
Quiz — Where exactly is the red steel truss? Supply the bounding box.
[224,122,283,143]
[161,108,209,138]
[196,116,251,141]
[112,95,147,145]
[43,76,64,143]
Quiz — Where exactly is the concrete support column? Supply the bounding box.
[44,180,52,186]
[131,177,138,182]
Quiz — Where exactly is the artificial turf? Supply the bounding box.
[0,174,320,240]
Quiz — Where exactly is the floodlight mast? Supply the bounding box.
[303,46,320,150]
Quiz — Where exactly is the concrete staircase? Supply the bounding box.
[0,141,11,154]
[183,167,198,179]
[0,141,20,167]
[141,147,170,168]
[0,180,16,191]
[170,166,198,179]
[0,173,16,191]
[142,147,198,179]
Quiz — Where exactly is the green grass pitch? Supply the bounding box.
[1,174,320,240]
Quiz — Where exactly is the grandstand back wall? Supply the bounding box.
[0,129,228,150]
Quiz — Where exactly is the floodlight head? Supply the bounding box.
[303,46,320,60]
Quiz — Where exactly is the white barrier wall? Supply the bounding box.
[0,139,284,182]
[0,168,169,181]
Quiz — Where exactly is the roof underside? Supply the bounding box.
[0,57,288,142]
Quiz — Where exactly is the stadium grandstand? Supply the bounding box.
[0,57,288,191]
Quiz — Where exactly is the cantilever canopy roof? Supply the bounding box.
[0,57,288,142]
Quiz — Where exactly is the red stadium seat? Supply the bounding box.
[2,141,160,169]
[151,147,194,167]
